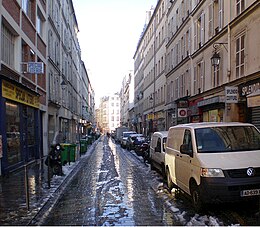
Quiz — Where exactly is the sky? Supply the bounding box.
[73,0,157,104]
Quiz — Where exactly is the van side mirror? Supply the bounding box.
[180,144,193,157]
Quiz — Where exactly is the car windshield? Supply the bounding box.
[195,126,260,153]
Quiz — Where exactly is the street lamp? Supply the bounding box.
[211,51,220,67]
[211,42,228,67]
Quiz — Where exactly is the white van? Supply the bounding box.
[165,122,260,211]
[149,131,168,176]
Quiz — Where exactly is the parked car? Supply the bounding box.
[115,126,129,143]
[149,131,168,176]
[121,131,136,148]
[126,134,145,151]
[165,122,260,212]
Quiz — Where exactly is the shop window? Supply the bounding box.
[6,102,21,165]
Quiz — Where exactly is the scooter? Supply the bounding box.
[138,141,150,163]
[45,144,63,176]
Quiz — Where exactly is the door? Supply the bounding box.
[22,106,37,161]
[175,129,193,194]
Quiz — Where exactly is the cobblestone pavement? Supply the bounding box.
[38,136,177,226]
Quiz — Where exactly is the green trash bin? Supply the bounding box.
[70,144,76,162]
[61,143,76,165]
[80,139,87,154]
[60,143,70,165]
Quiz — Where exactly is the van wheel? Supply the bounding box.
[190,183,203,212]
[166,168,174,191]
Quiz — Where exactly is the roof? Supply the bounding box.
[169,122,255,130]
[152,131,169,137]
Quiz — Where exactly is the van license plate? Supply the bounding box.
[240,189,260,197]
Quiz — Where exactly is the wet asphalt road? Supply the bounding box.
[40,136,175,226]
[35,136,260,226]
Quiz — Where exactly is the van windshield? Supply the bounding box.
[195,126,260,153]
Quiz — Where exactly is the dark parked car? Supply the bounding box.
[126,134,145,151]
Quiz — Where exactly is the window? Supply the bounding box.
[236,0,245,15]
[22,0,32,20]
[236,33,245,78]
[213,63,220,87]
[194,61,205,94]
[1,24,15,68]
[183,130,193,152]
[208,2,214,38]
[218,0,224,30]
[194,12,205,51]
[36,8,44,36]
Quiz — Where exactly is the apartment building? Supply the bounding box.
[134,0,260,133]
[0,0,95,176]
[134,0,167,136]
[47,0,83,145]
[98,93,120,133]
[120,73,132,127]
[165,0,259,130]
[0,0,48,175]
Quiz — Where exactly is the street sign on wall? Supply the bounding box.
[27,62,44,74]
[225,86,238,103]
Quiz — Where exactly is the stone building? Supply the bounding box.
[134,0,260,133]
[0,0,94,175]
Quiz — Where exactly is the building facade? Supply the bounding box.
[0,0,48,175]
[134,0,167,137]
[134,0,260,134]
[0,0,94,176]
[97,93,120,133]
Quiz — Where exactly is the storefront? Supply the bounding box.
[240,78,260,130]
[197,96,225,122]
[188,98,203,123]
[154,111,165,131]
[0,79,41,174]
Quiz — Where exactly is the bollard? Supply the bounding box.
[24,164,30,211]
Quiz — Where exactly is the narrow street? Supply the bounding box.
[39,136,175,226]
[30,135,260,226]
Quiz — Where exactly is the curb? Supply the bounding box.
[28,140,99,225]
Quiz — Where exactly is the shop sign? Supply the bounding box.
[178,108,187,118]
[155,111,164,119]
[177,100,188,108]
[225,86,238,103]
[197,96,224,107]
[240,80,260,96]
[2,80,39,108]
[147,113,154,120]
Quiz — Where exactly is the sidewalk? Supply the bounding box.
[0,141,97,226]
